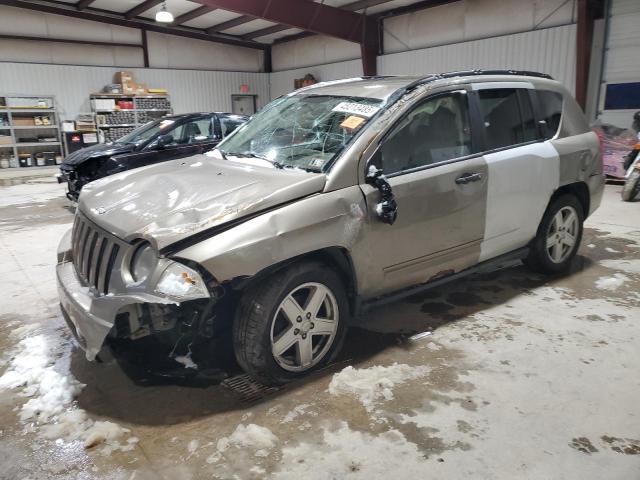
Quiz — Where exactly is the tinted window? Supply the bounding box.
[478,89,539,150]
[378,92,471,174]
[168,118,215,145]
[220,115,246,137]
[518,90,538,142]
[537,90,563,139]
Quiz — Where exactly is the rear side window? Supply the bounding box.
[537,90,563,139]
[477,88,538,150]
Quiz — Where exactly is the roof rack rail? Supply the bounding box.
[385,69,553,108]
[433,69,553,80]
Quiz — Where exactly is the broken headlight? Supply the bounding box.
[155,262,210,301]
[130,242,157,283]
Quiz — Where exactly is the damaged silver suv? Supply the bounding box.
[57,71,604,385]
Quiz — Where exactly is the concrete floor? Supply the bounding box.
[0,174,639,479]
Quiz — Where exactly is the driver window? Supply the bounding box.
[378,92,472,175]
[168,118,215,145]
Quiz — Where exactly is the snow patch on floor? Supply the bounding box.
[600,258,640,275]
[282,404,316,423]
[0,329,133,454]
[207,424,278,464]
[272,421,429,479]
[595,274,629,291]
[0,181,64,208]
[328,363,429,412]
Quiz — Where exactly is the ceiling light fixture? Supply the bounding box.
[155,2,174,23]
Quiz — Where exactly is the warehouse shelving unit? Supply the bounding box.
[90,93,172,143]
[0,94,63,168]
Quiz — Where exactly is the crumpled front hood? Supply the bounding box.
[79,155,327,250]
[62,143,134,167]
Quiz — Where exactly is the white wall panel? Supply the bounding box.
[383,0,576,54]
[269,59,363,99]
[378,24,577,94]
[272,35,361,71]
[0,5,141,43]
[147,33,264,72]
[0,63,269,120]
[0,40,144,67]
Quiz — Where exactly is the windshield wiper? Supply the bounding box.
[217,148,228,160]
[227,151,284,169]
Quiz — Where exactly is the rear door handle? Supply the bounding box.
[455,172,483,184]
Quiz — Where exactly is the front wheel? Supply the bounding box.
[621,170,640,202]
[233,261,348,385]
[524,194,584,274]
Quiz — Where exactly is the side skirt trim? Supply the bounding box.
[356,247,529,315]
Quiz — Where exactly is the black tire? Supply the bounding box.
[233,261,349,385]
[524,194,584,274]
[621,170,640,202]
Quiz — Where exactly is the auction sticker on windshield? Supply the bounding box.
[332,102,379,118]
[340,115,366,131]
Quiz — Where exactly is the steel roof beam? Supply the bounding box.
[206,14,256,34]
[124,0,163,19]
[173,5,215,25]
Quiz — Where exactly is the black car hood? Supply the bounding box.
[62,143,135,167]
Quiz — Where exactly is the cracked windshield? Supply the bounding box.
[218,94,382,171]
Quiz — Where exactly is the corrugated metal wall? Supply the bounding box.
[378,24,577,94]
[269,59,363,99]
[598,0,640,128]
[269,24,576,100]
[0,63,270,120]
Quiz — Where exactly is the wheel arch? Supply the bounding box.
[552,181,590,217]
[227,246,359,317]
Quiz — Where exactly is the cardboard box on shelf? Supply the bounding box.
[0,135,12,145]
[76,120,96,131]
[12,117,36,126]
[115,71,134,84]
[122,84,135,95]
[91,98,116,111]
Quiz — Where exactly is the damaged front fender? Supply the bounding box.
[173,186,369,289]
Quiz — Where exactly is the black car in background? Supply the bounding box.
[59,112,247,200]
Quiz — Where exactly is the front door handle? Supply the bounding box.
[455,172,483,185]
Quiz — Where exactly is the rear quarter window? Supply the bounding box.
[537,90,563,139]
[477,88,537,150]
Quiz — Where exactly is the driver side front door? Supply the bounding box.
[358,90,488,297]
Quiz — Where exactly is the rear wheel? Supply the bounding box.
[621,170,640,202]
[233,261,348,385]
[524,194,584,274]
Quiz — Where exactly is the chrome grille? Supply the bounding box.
[71,213,120,294]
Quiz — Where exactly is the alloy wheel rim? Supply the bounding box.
[270,282,339,372]
[546,206,578,264]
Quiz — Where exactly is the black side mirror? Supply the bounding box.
[366,165,398,225]
[156,134,173,149]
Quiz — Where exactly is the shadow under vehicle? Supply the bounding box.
[58,112,248,200]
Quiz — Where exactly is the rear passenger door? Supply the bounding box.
[473,84,560,261]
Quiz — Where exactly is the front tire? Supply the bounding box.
[524,194,584,274]
[233,261,349,385]
[621,170,640,202]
